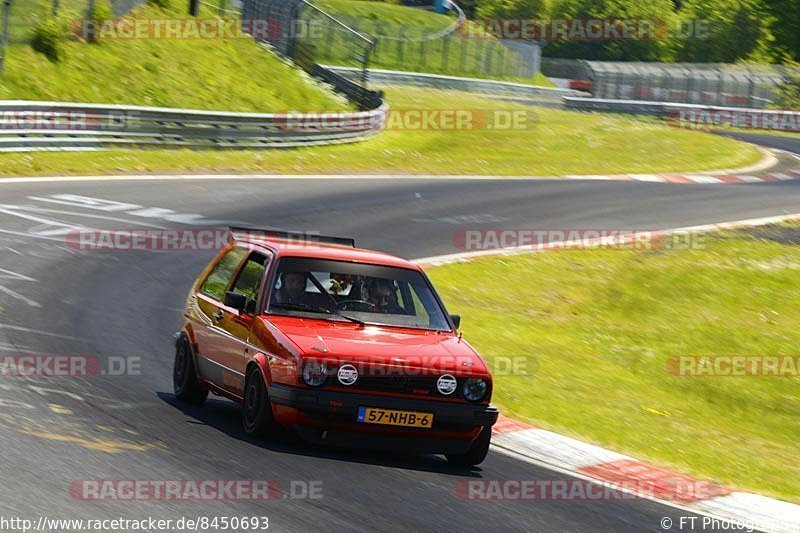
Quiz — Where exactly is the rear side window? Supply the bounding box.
[200,248,247,301]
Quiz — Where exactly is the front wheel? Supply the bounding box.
[173,336,208,405]
[446,426,492,467]
[242,366,277,438]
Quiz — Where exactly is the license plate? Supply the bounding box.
[357,407,433,428]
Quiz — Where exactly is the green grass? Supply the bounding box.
[426,225,800,503]
[317,0,455,29]
[0,1,349,112]
[313,0,553,86]
[0,87,761,176]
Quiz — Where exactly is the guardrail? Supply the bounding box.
[563,97,800,132]
[325,66,582,100]
[0,100,388,152]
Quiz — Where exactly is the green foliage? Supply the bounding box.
[760,0,800,60]
[91,0,114,19]
[6,2,349,112]
[147,0,173,9]
[475,0,547,18]
[30,15,69,62]
[675,0,776,62]
[546,0,677,61]
[773,59,800,110]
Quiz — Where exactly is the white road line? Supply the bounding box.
[0,207,82,236]
[5,247,21,255]
[0,324,81,341]
[0,286,42,308]
[0,204,168,228]
[0,228,75,242]
[0,267,36,282]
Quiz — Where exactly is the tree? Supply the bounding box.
[760,0,800,60]
[544,0,677,61]
[675,0,776,62]
[773,58,800,109]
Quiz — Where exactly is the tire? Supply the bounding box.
[446,426,492,467]
[173,336,208,405]
[242,366,277,438]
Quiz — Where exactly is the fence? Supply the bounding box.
[309,10,542,81]
[543,59,793,109]
[241,0,382,110]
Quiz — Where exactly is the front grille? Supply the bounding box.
[324,374,459,397]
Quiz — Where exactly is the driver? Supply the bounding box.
[274,272,307,305]
[369,278,403,314]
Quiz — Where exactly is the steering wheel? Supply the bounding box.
[335,299,377,312]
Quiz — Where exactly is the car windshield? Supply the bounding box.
[267,257,451,331]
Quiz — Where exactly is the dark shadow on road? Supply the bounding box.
[157,391,485,478]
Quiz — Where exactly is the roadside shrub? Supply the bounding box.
[148,0,173,9]
[773,58,800,110]
[31,17,68,62]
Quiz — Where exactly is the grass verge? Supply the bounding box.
[0,87,761,177]
[0,1,349,112]
[426,224,800,503]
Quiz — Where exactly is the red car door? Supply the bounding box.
[192,247,248,393]
[214,251,272,395]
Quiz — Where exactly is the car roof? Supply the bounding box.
[239,236,421,271]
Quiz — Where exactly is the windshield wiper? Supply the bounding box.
[270,303,365,326]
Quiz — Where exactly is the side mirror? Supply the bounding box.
[224,291,248,314]
[450,314,461,329]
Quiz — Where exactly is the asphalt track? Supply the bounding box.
[0,134,798,533]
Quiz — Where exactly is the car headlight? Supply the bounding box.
[302,360,327,387]
[463,378,488,401]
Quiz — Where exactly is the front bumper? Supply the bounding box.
[268,383,499,453]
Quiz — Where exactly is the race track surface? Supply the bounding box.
[2,169,800,532]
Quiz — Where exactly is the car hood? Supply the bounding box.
[267,316,488,375]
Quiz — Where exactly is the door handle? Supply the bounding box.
[213,310,224,322]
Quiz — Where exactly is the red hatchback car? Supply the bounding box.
[174,228,499,465]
